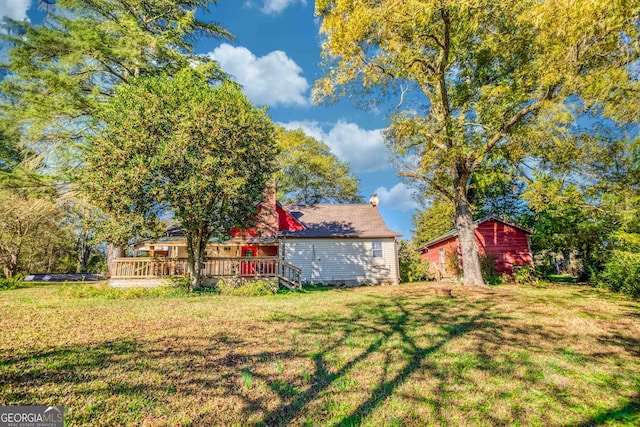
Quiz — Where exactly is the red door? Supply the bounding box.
[241,246,257,276]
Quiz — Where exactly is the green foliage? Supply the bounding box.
[478,254,504,286]
[216,278,278,296]
[468,160,533,225]
[314,0,640,286]
[446,250,463,278]
[525,137,640,284]
[596,223,640,298]
[412,199,455,248]
[0,273,25,290]
[534,264,557,281]
[397,240,430,283]
[82,69,279,289]
[513,265,539,286]
[0,0,231,277]
[57,282,192,299]
[0,127,22,173]
[596,251,640,298]
[0,0,231,164]
[274,127,362,204]
[0,191,77,277]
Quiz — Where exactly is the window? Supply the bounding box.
[372,242,383,258]
[439,248,446,264]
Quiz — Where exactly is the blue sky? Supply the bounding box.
[1,0,421,239]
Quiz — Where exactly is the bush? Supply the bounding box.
[0,274,26,291]
[596,250,640,298]
[215,277,278,296]
[513,264,539,286]
[398,240,431,283]
[447,250,463,277]
[479,254,503,285]
[534,263,557,280]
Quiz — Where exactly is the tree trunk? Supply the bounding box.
[47,242,54,273]
[453,189,486,287]
[186,228,209,291]
[106,244,124,277]
[77,233,92,273]
[3,253,18,278]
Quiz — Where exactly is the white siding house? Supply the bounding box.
[279,204,401,285]
[124,198,401,287]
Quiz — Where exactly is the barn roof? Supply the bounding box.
[417,215,532,251]
[279,204,402,238]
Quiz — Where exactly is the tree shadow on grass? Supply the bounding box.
[256,294,490,426]
[574,394,640,427]
[1,285,638,425]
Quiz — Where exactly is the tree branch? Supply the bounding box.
[478,84,558,162]
[398,171,454,201]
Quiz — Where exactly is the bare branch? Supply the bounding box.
[395,85,409,109]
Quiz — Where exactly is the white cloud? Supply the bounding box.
[282,120,389,173]
[242,0,306,15]
[374,183,419,211]
[0,0,32,21]
[262,0,307,15]
[207,44,309,107]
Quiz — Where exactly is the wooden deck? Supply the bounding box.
[111,257,302,289]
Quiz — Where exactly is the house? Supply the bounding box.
[113,189,401,287]
[417,216,533,278]
[279,203,401,285]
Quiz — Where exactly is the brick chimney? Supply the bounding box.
[258,182,278,237]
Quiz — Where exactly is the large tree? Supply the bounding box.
[0,0,232,270]
[1,0,231,156]
[314,0,639,286]
[0,191,71,278]
[274,127,363,204]
[83,69,279,290]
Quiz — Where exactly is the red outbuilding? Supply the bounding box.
[417,216,533,278]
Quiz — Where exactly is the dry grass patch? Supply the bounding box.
[0,282,638,426]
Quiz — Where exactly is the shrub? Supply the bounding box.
[0,274,26,291]
[596,250,640,298]
[535,263,556,280]
[216,277,278,296]
[513,264,539,286]
[398,240,431,283]
[447,250,463,277]
[479,254,503,285]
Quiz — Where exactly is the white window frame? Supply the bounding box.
[372,241,383,258]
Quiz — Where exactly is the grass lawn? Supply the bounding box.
[1,282,639,426]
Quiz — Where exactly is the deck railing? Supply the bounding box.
[111,257,301,288]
